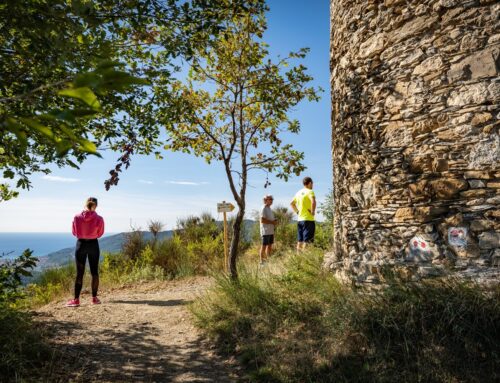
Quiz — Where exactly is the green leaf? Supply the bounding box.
[19,118,54,140]
[58,87,101,110]
[78,138,100,155]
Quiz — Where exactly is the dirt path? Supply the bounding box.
[34,277,240,382]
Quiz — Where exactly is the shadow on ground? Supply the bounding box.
[37,313,237,383]
[110,299,190,307]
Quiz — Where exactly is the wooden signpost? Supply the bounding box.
[217,201,235,272]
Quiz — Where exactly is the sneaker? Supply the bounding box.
[91,296,101,305]
[66,298,80,307]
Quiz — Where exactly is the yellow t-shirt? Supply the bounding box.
[293,188,315,221]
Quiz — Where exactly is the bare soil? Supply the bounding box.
[34,277,240,382]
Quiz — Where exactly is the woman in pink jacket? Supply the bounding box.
[66,197,105,307]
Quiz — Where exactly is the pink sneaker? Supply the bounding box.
[92,296,101,305]
[66,298,80,307]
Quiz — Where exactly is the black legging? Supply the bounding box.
[74,239,100,299]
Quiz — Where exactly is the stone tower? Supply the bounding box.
[329,0,499,283]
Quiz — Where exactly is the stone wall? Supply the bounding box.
[328,0,499,284]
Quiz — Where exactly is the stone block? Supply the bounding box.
[470,220,495,232]
[468,135,500,168]
[460,189,491,198]
[487,182,500,188]
[359,33,386,58]
[468,180,486,189]
[448,48,499,83]
[409,180,430,198]
[394,207,414,222]
[485,210,500,220]
[429,178,468,199]
[414,206,448,222]
[478,231,500,249]
[409,155,432,173]
[413,55,444,77]
[447,83,489,107]
[471,112,492,126]
[464,171,491,179]
[392,15,439,43]
[432,158,449,172]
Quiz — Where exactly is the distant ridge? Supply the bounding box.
[38,231,173,269]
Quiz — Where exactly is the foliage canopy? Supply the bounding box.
[0,0,250,200]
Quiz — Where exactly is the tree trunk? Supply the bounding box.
[229,205,245,280]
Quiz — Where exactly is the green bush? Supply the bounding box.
[192,251,500,382]
[0,303,54,382]
[0,251,55,382]
[0,249,38,304]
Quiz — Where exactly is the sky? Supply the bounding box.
[0,0,331,233]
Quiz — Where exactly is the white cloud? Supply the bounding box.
[166,181,209,186]
[42,175,80,183]
[138,179,154,185]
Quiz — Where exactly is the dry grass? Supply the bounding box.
[191,250,500,383]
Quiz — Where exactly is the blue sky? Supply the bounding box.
[0,0,331,233]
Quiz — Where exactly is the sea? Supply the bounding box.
[0,233,77,260]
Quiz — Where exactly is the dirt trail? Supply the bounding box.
[34,277,240,382]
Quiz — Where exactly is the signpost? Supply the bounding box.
[217,201,235,272]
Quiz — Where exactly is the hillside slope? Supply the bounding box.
[38,231,173,268]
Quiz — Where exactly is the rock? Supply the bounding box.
[487,182,500,189]
[447,83,489,107]
[359,33,386,58]
[447,47,499,83]
[471,112,492,126]
[394,207,414,222]
[468,180,486,189]
[413,55,444,76]
[460,189,491,198]
[468,135,500,168]
[429,178,468,199]
[485,210,500,220]
[392,15,439,43]
[409,155,432,173]
[464,171,491,180]
[432,158,449,172]
[478,232,500,249]
[414,206,448,222]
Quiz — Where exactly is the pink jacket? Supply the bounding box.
[72,210,105,239]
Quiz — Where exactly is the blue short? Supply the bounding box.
[297,221,315,243]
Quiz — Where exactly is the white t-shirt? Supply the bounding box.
[260,205,275,236]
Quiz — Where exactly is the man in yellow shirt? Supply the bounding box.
[290,177,316,251]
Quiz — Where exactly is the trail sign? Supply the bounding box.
[218,201,235,273]
[217,202,235,213]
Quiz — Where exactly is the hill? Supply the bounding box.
[37,231,173,269]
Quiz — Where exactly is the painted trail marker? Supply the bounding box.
[218,201,235,272]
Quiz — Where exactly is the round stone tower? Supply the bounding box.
[329,0,499,283]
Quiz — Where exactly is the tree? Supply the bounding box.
[148,220,164,247]
[0,0,249,200]
[319,187,334,224]
[160,5,321,278]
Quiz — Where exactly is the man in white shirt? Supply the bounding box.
[259,194,277,265]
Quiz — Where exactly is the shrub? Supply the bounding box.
[121,228,146,260]
[0,249,38,304]
[0,304,54,382]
